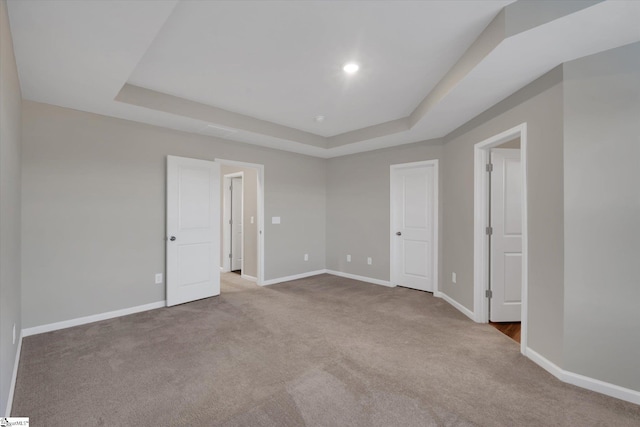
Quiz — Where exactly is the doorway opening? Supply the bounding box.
[223,173,244,274]
[217,159,264,285]
[489,139,522,343]
[473,123,528,353]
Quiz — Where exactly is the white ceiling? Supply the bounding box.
[128,1,511,137]
[7,1,640,158]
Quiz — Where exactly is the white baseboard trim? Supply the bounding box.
[438,292,475,321]
[261,269,394,288]
[261,270,327,286]
[325,270,393,287]
[241,274,257,282]
[526,347,640,405]
[22,301,166,338]
[525,347,563,378]
[5,331,22,416]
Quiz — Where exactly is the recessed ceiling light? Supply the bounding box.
[343,62,359,74]
[315,115,326,123]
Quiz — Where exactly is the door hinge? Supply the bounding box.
[486,163,493,172]
[229,219,232,225]
[485,226,493,236]
[486,289,493,298]
[229,253,232,259]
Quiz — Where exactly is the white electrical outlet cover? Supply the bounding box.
[272,216,281,224]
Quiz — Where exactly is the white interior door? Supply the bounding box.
[490,149,522,321]
[167,156,220,307]
[231,177,243,271]
[391,162,437,292]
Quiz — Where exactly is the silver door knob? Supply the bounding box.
[396,232,402,236]
[169,236,176,241]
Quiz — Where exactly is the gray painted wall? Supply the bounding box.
[0,0,22,415]
[220,164,258,279]
[563,43,640,390]
[326,141,443,283]
[21,101,326,328]
[441,68,565,366]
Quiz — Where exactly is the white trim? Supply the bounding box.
[216,159,265,286]
[241,274,257,282]
[326,270,394,287]
[432,161,439,295]
[525,347,563,378]
[520,127,529,353]
[563,370,640,406]
[438,292,475,321]
[260,269,395,287]
[526,348,640,406]
[390,159,439,293]
[5,331,22,416]
[473,123,528,354]
[261,270,327,286]
[22,301,166,337]
[473,145,488,323]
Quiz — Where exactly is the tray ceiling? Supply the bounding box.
[7,0,640,158]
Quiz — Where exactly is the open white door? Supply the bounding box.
[489,149,522,321]
[167,156,220,307]
[231,177,243,271]
[391,161,438,292]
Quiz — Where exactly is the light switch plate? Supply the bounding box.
[452,272,457,283]
[272,216,281,224]
[155,273,163,284]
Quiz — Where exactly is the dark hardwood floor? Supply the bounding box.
[489,322,521,343]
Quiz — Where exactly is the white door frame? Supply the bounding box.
[222,172,244,273]
[390,159,439,295]
[473,123,528,354]
[216,158,265,286]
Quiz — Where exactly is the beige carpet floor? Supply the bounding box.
[12,273,640,426]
